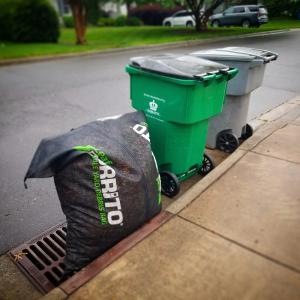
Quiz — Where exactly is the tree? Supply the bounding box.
[86,0,104,25]
[67,0,87,44]
[124,0,134,14]
[263,0,300,17]
[185,0,225,31]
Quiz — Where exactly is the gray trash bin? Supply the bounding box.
[190,47,278,152]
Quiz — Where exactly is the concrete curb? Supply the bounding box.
[63,212,172,296]
[166,149,247,214]
[0,29,289,67]
[39,288,67,300]
[246,95,300,138]
[167,95,300,215]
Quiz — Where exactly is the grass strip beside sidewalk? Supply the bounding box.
[0,18,299,60]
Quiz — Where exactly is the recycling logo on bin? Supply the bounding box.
[143,93,166,116]
[147,99,160,116]
[149,100,158,112]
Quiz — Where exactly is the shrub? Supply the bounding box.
[0,0,19,40]
[98,16,143,27]
[98,16,143,26]
[12,0,59,43]
[115,15,127,26]
[126,16,143,26]
[98,17,116,27]
[63,16,74,28]
[86,0,109,25]
[129,4,183,26]
[86,0,99,25]
[291,1,300,18]
[264,0,300,17]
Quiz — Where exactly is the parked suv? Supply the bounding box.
[163,10,195,27]
[210,5,268,28]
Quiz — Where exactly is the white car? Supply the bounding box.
[163,10,195,27]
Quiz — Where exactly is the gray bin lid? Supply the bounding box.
[191,47,278,64]
[190,49,255,62]
[130,54,230,80]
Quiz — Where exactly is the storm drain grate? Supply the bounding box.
[9,222,67,294]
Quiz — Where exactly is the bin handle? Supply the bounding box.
[217,67,238,80]
[225,67,238,80]
[194,68,238,81]
[224,48,278,64]
[214,68,229,80]
[194,73,216,82]
[261,53,278,63]
[218,68,230,75]
[130,61,141,67]
[246,48,278,63]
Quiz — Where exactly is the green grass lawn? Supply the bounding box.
[0,18,299,60]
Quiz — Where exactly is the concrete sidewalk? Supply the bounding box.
[44,98,300,300]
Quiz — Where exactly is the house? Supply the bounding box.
[49,0,127,18]
[101,2,128,18]
[49,0,71,17]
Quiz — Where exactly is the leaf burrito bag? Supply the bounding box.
[24,111,161,277]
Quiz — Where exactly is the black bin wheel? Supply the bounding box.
[199,153,215,176]
[241,123,253,140]
[160,171,180,198]
[217,130,239,153]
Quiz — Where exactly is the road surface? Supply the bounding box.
[0,30,299,254]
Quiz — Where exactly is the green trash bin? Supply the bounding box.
[126,54,238,197]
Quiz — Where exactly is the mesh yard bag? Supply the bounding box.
[25,111,161,277]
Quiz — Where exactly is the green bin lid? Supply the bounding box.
[129,54,230,80]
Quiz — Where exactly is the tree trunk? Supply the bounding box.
[195,23,208,32]
[125,1,131,16]
[69,1,87,45]
[195,18,201,32]
[187,0,225,32]
[195,16,208,32]
[78,2,87,43]
[200,15,209,31]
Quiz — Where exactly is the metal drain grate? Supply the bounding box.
[9,222,67,293]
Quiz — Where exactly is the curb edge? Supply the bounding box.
[0,29,289,67]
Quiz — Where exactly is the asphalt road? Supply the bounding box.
[0,30,299,254]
